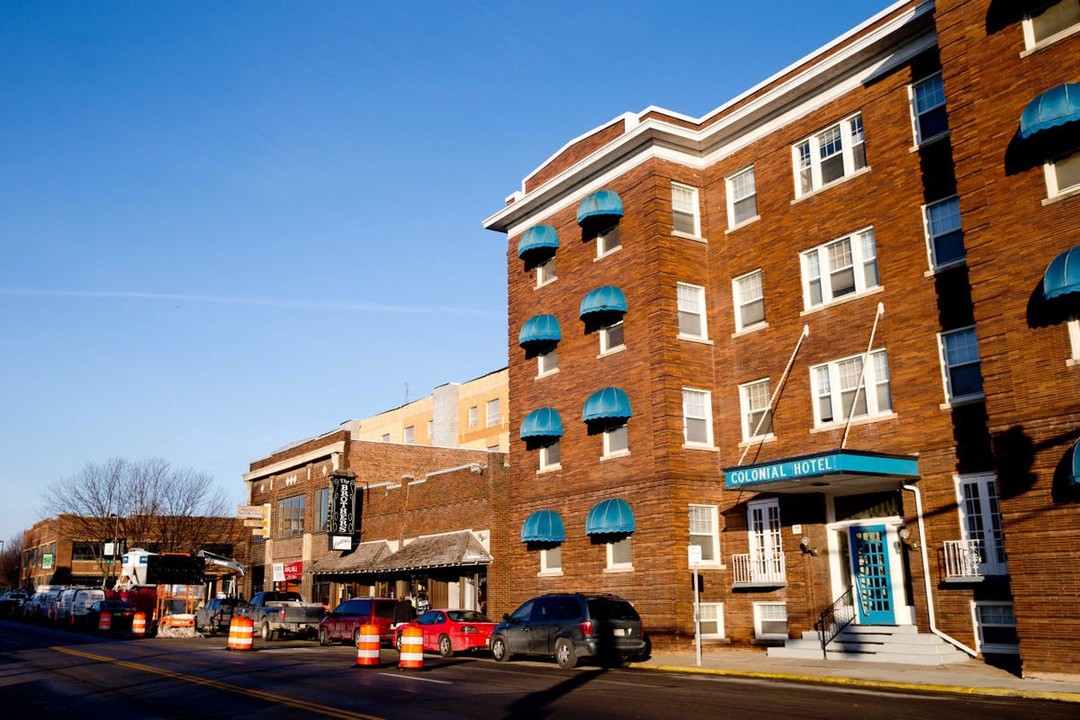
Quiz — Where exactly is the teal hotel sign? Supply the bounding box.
[723,450,919,491]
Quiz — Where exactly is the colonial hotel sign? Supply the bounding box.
[723,450,920,494]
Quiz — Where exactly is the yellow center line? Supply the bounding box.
[52,646,385,720]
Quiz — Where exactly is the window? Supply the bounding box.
[698,603,725,639]
[748,499,783,582]
[754,602,789,640]
[739,378,774,440]
[315,487,329,533]
[596,222,621,257]
[606,536,632,570]
[468,406,478,427]
[1069,318,1080,362]
[682,388,714,446]
[537,256,556,286]
[957,474,1007,576]
[71,542,99,561]
[275,494,305,538]
[939,327,983,402]
[486,399,500,427]
[811,349,892,426]
[380,433,391,442]
[404,425,415,444]
[688,505,719,563]
[801,228,879,309]
[427,419,433,439]
[603,424,629,457]
[671,183,701,236]
[727,166,758,227]
[1024,1,1080,48]
[539,440,560,471]
[793,113,866,197]
[538,347,558,375]
[1046,150,1080,198]
[733,270,765,331]
[540,545,562,573]
[677,282,708,339]
[974,602,1019,654]
[600,320,625,354]
[924,196,965,269]
[911,73,948,144]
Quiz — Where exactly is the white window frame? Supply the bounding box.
[677,282,708,340]
[938,326,984,404]
[793,112,866,198]
[753,602,789,640]
[602,423,629,458]
[1068,317,1080,364]
[539,440,560,472]
[973,601,1019,655]
[1044,150,1080,200]
[810,348,892,427]
[540,545,562,575]
[800,227,879,310]
[537,347,558,376]
[600,320,625,355]
[468,406,478,428]
[536,255,556,287]
[688,504,720,565]
[733,269,765,332]
[923,196,965,270]
[698,602,725,639]
[486,399,500,428]
[404,425,415,444]
[739,378,774,441]
[671,182,701,237]
[910,73,948,146]
[605,535,633,571]
[956,473,1007,576]
[1022,1,1080,51]
[682,388,714,447]
[595,221,621,258]
[726,165,758,228]
[748,498,782,577]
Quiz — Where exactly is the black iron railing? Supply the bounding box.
[813,587,856,660]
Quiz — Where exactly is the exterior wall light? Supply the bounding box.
[799,536,819,556]
[898,526,920,550]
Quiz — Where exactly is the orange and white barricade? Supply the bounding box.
[97,611,112,633]
[398,625,423,670]
[227,616,254,651]
[355,622,381,667]
[132,612,147,638]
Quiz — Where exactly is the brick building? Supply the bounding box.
[484,0,1078,677]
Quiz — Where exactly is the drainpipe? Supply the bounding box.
[902,484,977,657]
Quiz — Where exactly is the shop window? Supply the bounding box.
[793,113,866,197]
[800,228,879,309]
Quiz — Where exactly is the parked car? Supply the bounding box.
[85,600,136,633]
[194,597,240,635]
[70,589,106,628]
[318,597,397,646]
[394,609,496,657]
[490,593,650,669]
[0,590,28,617]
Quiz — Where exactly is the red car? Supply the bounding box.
[394,609,496,657]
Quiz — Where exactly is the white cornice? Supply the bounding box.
[243,441,346,482]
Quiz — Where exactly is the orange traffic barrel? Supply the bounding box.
[398,625,423,670]
[355,622,381,667]
[98,611,112,633]
[227,616,254,651]
[132,612,147,638]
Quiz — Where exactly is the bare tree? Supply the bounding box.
[1,533,23,590]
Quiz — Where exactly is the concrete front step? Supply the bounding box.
[768,626,972,665]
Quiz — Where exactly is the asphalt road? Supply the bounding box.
[0,620,1073,720]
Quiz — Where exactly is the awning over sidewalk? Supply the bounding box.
[723,449,919,495]
[373,531,493,573]
[309,540,393,576]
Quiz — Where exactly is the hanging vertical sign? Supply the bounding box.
[329,470,358,551]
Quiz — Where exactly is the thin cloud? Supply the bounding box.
[0,287,503,318]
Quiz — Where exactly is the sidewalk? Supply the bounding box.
[629,649,1080,703]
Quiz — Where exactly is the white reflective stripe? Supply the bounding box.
[357,633,379,644]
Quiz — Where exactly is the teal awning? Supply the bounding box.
[517,225,560,259]
[1020,83,1080,140]
[1043,246,1080,301]
[1069,439,1080,489]
[520,407,564,440]
[722,450,920,495]
[518,314,562,346]
[586,498,635,535]
[521,510,566,543]
[579,285,627,318]
[582,386,632,422]
[576,190,624,225]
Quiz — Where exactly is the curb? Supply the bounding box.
[628,663,1080,704]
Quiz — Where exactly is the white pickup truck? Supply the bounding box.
[238,591,325,641]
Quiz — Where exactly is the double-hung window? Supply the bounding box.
[698,603,724,639]
[733,269,765,331]
[753,603,789,640]
[486,399,500,427]
[536,256,556,286]
[688,504,720,564]
[974,602,1019,655]
[404,425,415,444]
[596,222,621,257]
[538,347,558,375]
[600,320,625,354]
[468,406,478,427]
[603,424,629,458]
[1045,150,1080,199]
[800,228,879,309]
[671,183,701,236]
[1023,1,1080,49]
[539,440,560,471]
[726,166,757,227]
[739,378,774,441]
[939,326,984,402]
[677,282,708,340]
[924,196,965,269]
[794,113,866,197]
[811,349,892,426]
[682,388,714,447]
[911,73,948,145]
[956,474,1007,576]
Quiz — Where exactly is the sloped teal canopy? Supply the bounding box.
[520,407,564,440]
[585,498,635,535]
[1069,439,1080,488]
[518,314,562,347]
[517,225,560,259]
[1020,83,1080,140]
[521,510,566,543]
[577,190,624,225]
[582,386,632,422]
[579,285,628,318]
[1043,246,1080,301]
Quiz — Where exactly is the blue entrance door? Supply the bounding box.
[849,525,895,625]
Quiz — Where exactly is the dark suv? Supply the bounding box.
[490,593,649,669]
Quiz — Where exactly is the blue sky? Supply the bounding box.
[0,0,888,541]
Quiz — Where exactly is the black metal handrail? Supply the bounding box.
[813,587,856,660]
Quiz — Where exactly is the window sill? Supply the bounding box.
[800,285,883,316]
[537,464,561,474]
[673,230,708,244]
[1042,185,1080,207]
[924,259,966,277]
[603,566,635,574]
[738,434,776,448]
[682,443,718,452]
[594,246,622,262]
[1020,24,1080,58]
[725,215,760,234]
[732,322,768,338]
[909,131,950,153]
[810,412,897,434]
[537,569,564,577]
[940,393,985,410]
[597,345,626,359]
[791,166,871,204]
[678,334,713,345]
[1066,357,1079,368]
[535,368,559,380]
[600,450,630,462]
